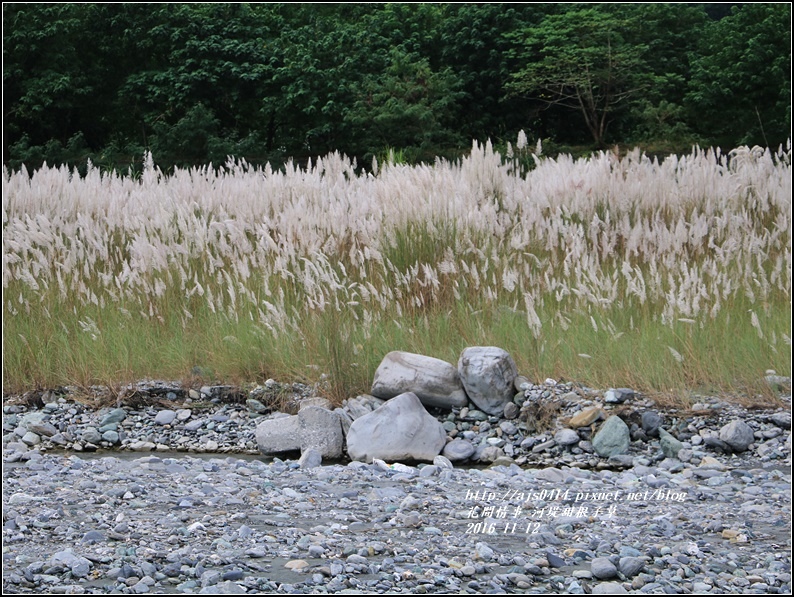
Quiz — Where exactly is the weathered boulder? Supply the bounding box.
[592,416,630,457]
[371,352,468,409]
[457,347,518,416]
[298,406,344,459]
[256,413,301,455]
[719,420,754,452]
[346,392,446,463]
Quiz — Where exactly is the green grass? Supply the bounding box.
[5,273,788,409]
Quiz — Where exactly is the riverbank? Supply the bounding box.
[2,380,791,594]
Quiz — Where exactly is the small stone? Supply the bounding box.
[591,557,618,579]
[432,454,454,469]
[102,430,120,444]
[592,582,627,594]
[474,542,494,561]
[569,407,603,428]
[81,530,105,545]
[285,559,309,570]
[659,428,683,459]
[618,557,644,577]
[81,427,102,444]
[554,429,580,446]
[21,431,40,446]
[443,438,475,462]
[154,410,176,425]
[641,411,663,437]
[770,412,791,429]
[298,448,322,469]
[719,420,754,452]
[184,419,203,432]
[503,402,519,419]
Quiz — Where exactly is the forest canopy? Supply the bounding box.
[3,3,791,171]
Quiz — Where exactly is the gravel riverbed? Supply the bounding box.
[2,381,791,594]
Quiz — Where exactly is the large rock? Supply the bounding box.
[256,414,301,455]
[346,392,446,463]
[592,416,630,457]
[719,420,754,452]
[457,347,518,416]
[371,352,468,409]
[298,406,344,459]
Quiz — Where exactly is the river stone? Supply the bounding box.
[371,351,468,409]
[442,439,475,462]
[592,416,630,457]
[28,422,58,437]
[569,407,602,428]
[433,454,454,469]
[50,550,92,578]
[591,557,618,579]
[503,402,519,419]
[555,428,580,446]
[256,414,301,455]
[100,408,127,426]
[592,582,627,594]
[81,427,102,444]
[298,448,322,469]
[618,556,644,577]
[18,411,48,429]
[154,410,176,425]
[298,406,344,458]
[21,432,40,446]
[346,392,446,463]
[457,347,518,416]
[719,420,754,452]
[770,412,791,429]
[200,581,247,594]
[641,411,663,437]
[102,430,120,444]
[659,428,683,459]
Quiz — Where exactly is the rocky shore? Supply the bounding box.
[3,372,791,594]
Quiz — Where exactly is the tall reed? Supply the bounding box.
[3,140,790,404]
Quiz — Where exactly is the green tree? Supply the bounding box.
[346,48,464,161]
[507,7,648,148]
[686,3,791,147]
[438,4,546,141]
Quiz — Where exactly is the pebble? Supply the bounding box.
[2,381,791,594]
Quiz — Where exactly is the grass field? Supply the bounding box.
[3,139,791,406]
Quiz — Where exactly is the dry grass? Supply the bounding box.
[3,138,791,405]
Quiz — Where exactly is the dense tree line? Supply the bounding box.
[3,3,790,171]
